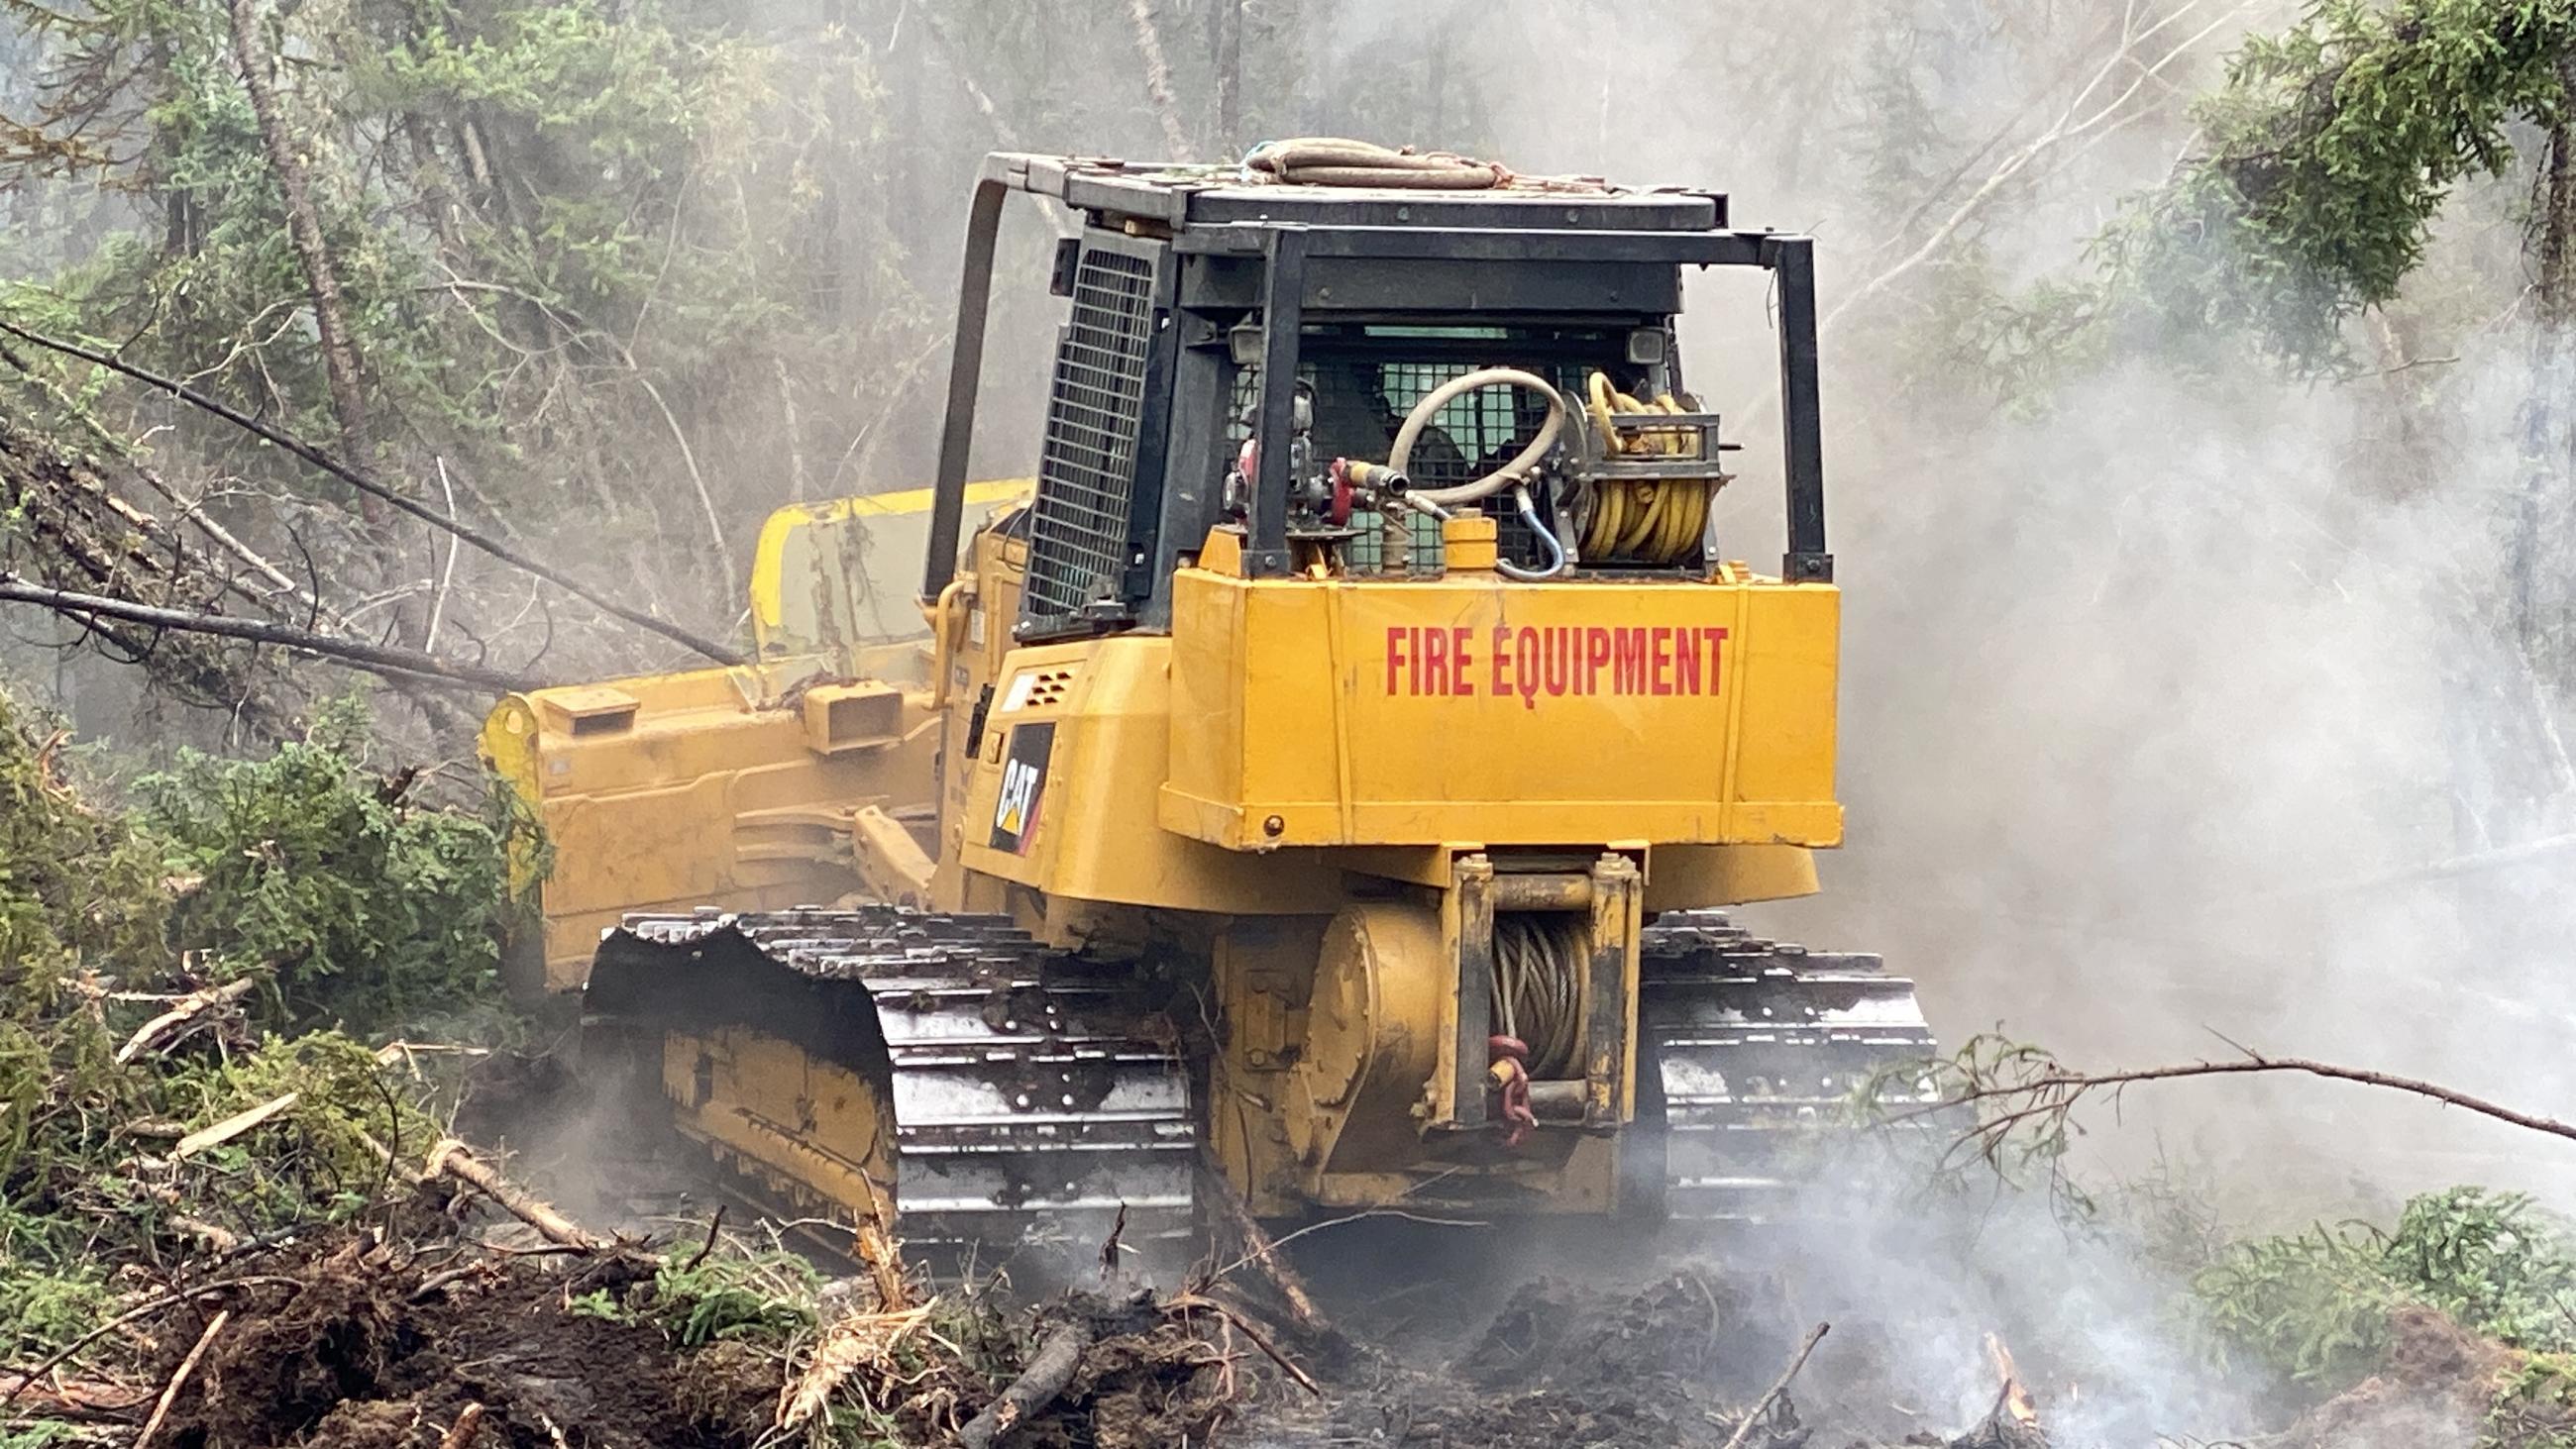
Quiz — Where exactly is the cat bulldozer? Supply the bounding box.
[483,151,1935,1260]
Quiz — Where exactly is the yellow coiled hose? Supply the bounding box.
[1579,371,1714,568]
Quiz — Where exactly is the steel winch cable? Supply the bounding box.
[1491,913,1585,1079]
[1578,371,1718,568]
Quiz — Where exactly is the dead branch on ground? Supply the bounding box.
[958,1317,1094,1449]
[172,1091,299,1159]
[114,977,260,1065]
[129,1307,228,1449]
[419,1138,600,1252]
[1720,1321,1829,1449]
[1162,1293,1320,1397]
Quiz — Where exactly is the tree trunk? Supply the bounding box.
[2496,54,2576,839]
[1124,0,1192,158]
[2514,63,2576,687]
[1211,0,1243,156]
[225,0,381,516]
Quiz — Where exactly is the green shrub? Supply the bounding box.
[649,1250,824,1347]
[140,695,512,1036]
[2197,1188,2576,1388]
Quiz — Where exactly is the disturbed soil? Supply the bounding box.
[43,1205,2520,1449]
[153,1231,769,1449]
[79,1212,2039,1449]
[110,1205,1238,1449]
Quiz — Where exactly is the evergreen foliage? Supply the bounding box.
[2113,0,2576,368]
[2197,1187,2576,1385]
[139,694,511,1032]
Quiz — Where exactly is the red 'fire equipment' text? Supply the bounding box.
[1383,625,1728,706]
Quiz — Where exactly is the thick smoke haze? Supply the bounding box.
[1367,1,2576,1214]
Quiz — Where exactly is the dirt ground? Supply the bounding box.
[121,1205,1238,1449]
[103,1211,2055,1449]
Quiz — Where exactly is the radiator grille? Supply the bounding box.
[1023,250,1156,623]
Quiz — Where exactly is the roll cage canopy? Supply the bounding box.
[920,153,1832,630]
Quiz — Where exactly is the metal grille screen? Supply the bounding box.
[1023,250,1155,621]
[1234,358,1584,571]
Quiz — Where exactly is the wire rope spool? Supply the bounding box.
[1490,913,1587,1079]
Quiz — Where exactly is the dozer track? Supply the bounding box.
[585,905,1933,1250]
[587,906,1197,1257]
[1638,911,1940,1223]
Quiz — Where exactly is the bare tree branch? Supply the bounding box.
[1916,1035,2576,1178]
[1124,0,1193,158]
[1821,0,2255,339]
[0,574,543,692]
[0,316,742,665]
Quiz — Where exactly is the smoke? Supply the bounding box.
[1357,0,2576,1211]
[1178,2,2576,1440]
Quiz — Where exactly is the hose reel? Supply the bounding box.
[1359,366,1730,576]
[1574,372,1730,569]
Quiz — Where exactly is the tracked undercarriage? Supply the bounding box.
[587,906,1935,1251]
[589,907,1197,1257]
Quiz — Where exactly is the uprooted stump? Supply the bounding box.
[960,1290,1252,1448]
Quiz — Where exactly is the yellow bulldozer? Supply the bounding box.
[483,151,1934,1259]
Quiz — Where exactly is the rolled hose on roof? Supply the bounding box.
[1244,137,1505,189]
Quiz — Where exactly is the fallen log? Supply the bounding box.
[958,1318,1095,1449]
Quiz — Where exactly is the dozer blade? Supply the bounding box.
[1638,911,1942,1223]
[588,906,1197,1261]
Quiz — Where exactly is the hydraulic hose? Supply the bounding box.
[1387,367,1569,508]
[1496,483,1567,581]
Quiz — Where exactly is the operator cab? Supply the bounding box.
[920,153,1832,642]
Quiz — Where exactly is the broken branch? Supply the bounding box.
[959,1318,1094,1449]
[421,1139,598,1251]
[436,1401,486,1449]
[0,1278,302,1409]
[131,1307,228,1449]
[114,977,259,1065]
[1920,1037,2576,1167]
[0,575,542,692]
[1720,1321,1829,1449]
[173,1091,299,1159]
[1165,1293,1322,1397]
